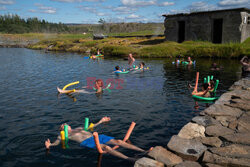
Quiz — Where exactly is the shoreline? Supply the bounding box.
[135,77,250,167]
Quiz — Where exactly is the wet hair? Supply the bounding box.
[95,79,104,87]
[115,66,120,70]
[202,83,209,90]
[140,62,145,66]
[210,80,215,88]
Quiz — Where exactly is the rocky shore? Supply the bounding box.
[135,78,250,167]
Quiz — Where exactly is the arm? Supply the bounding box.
[192,89,209,96]
[93,116,111,128]
[45,135,61,150]
[240,56,248,65]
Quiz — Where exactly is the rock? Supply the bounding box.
[178,122,205,139]
[148,146,183,166]
[237,113,250,132]
[221,132,250,145]
[229,79,250,91]
[167,135,207,161]
[205,124,234,137]
[192,116,219,127]
[215,116,236,127]
[202,104,243,118]
[209,144,250,159]
[198,137,222,148]
[174,161,201,167]
[203,151,250,167]
[215,92,233,105]
[205,163,223,167]
[228,120,238,130]
[134,157,164,167]
[225,98,250,111]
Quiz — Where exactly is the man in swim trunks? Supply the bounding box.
[128,53,135,68]
[45,117,150,161]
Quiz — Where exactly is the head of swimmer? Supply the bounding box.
[115,66,120,71]
[95,79,104,88]
[201,83,209,91]
[139,62,145,68]
[60,123,72,132]
[187,57,191,61]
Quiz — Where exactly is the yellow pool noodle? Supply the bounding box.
[63,81,79,90]
[60,131,65,140]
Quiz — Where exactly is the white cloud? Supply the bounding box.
[121,0,156,7]
[0,6,6,10]
[29,4,57,14]
[51,0,105,2]
[126,14,140,19]
[218,0,250,7]
[159,1,175,6]
[112,6,137,14]
[0,0,14,5]
[188,1,217,12]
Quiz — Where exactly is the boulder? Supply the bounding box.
[203,151,250,167]
[148,146,183,166]
[225,98,250,111]
[197,137,222,148]
[209,144,250,159]
[221,132,250,145]
[237,113,250,132]
[134,157,164,167]
[178,123,205,139]
[167,135,207,161]
[215,116,236,127]
[174,161,201,167]
[202,104,243,118]
[205,124,234,137]
[192,116,219,127]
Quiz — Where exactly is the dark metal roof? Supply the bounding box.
[162,8,250,18]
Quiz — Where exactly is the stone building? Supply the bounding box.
[163,8,250,43]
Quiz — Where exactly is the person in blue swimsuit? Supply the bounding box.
[45,117,151,161]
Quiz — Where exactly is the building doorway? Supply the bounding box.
[212,19,223,43]
[178,21,185,43]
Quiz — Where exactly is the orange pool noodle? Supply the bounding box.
[194,72,199,92]
[93,132,104,154]
[113,122,136,150]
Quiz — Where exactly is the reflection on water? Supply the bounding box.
[0,48,241,167]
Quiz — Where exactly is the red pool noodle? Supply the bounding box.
[112,122,136,150]
[93,132,104,154]
[195,72,199,92]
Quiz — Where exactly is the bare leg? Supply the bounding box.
[107,139,145,152]
[101,144,136,161]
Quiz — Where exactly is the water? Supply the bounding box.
[0,48,242,167]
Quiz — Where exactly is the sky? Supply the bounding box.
[0,0,249,24]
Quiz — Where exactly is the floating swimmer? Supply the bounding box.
[45,116,153,161]
[114,66,129,74]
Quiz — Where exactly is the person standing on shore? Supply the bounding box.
[128,53,135,68]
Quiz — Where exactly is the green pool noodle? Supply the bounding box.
[204,78,207,83]
[207,76,210,83]
[64,125,68,140]
[65,139,69,148]
[85,118,89,131]
[211,75,214,80]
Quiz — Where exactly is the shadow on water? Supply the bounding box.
[0,48,242,167]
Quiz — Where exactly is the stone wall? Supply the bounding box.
[135,78,250,167]
[164,10,249,43]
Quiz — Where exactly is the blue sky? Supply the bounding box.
[0,0,249,23]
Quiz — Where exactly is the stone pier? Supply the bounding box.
[135,78,250,167]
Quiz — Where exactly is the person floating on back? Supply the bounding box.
[44,117,152,161]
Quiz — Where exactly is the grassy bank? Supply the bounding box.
[1,33,250,58]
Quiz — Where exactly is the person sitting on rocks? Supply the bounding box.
[45,117,152,161]
[240,56,250,77]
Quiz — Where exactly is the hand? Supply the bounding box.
[45,139,51,149]
[100,117,111,123]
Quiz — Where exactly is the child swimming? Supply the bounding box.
[192,83,211,97]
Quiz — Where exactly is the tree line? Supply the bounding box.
[0,14,70,33]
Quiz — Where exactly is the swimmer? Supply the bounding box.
[191,83,211,97]
[114,66,125,73]
[187,57,193,65]
[94,79,103,94]
[210,63,220,71]
[128,53,135,68]
[45,117,152,161]
[134,62,146,70]
[240,56,250,77]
